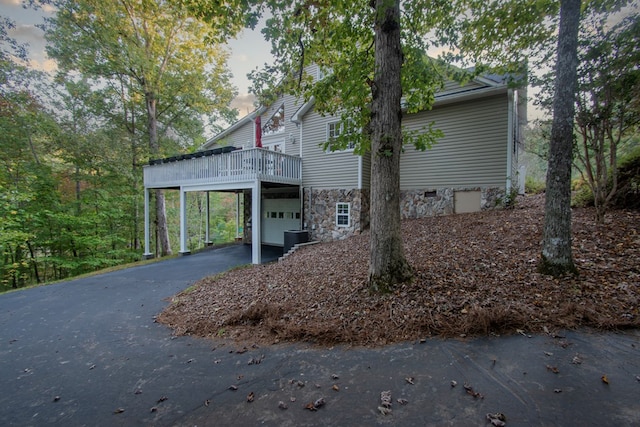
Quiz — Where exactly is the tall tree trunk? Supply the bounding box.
[539,0,580,276]
[26,241,40,284]
[146,91,172,256]
[368,0,413,293]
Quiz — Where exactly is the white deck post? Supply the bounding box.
[236,192,241,239]
[179,187,190,255]
[143,187,153,259]
[251,182,261,264]
[205,192,211,245]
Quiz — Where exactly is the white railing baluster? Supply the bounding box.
[143,148,302,188]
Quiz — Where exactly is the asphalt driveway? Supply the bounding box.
[1,244,639,426]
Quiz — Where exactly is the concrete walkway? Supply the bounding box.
[1,244,638,426]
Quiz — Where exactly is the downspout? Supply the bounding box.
[506,88,515,194]
[299,120,304,230]
[308,187,312,233]
[292,108,305,231]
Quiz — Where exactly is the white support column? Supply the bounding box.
[205,192,211,245]
[251,183,261,264]
[236,192,241,239]
[179,187,190,255]
[143,187,153,259]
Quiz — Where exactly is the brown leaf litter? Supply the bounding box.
[157,194,640,347]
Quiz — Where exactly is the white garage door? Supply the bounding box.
[262,199,301,246]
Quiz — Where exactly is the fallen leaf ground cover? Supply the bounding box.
[158,195,640,347]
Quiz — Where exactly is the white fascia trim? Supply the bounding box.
[433,85,506,107]
[291,97,315,124]
[201,106,268,150]
[474,75,504,87]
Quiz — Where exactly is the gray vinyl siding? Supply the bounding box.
[225,121,253,148]
[360,151,371,189]
[439,78,483,96]
[301,108,360,189]
[400,93,509,189]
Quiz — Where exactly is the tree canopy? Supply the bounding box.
[43,0,241,256]
[0,1,246,289]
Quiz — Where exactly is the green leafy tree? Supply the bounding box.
[43,0,238,257]
[0,65,60,287]
[459,0,635,276]
[245,0,478,291]
[572,11,640,224]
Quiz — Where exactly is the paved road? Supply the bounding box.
[1,244,639,426]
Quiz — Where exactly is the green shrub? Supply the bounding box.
[572,185,594,207]
[525,176,545,194]
[612,148,640,209]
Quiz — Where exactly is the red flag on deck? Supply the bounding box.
[255,116,262,148]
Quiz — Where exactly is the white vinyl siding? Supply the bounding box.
[400,93,509,189]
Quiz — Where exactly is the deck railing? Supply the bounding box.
[143,148,302,189]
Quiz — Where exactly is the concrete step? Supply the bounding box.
[278,240,319,262]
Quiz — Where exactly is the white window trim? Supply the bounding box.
[317,66,333,81]
[263,103,285,136]
[263,140,285,154]
[336,202,351,228]
[326,120,355,153]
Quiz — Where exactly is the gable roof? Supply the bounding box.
[201,105,266,150]
[290,74,512,123]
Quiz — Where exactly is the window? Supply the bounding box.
[336,203,350,227]
[263,104,285,136]
[328,121,342,139]
[317,66,333,81]
[327,121,355,151]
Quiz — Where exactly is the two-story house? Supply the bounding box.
[143,64,526,264]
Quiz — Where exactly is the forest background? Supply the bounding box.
[1,0,262,290]
[1,0,638,291]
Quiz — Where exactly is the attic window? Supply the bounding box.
[263,104,285,136]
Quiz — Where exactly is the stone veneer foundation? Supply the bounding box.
[400,187,506,219]
[242,186,506,244]
[303,188,370,242]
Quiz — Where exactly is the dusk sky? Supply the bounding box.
[0,0,273,118]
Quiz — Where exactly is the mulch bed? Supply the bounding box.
[157,194,639,347]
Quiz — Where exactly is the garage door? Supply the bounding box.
[262,199,301,246]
